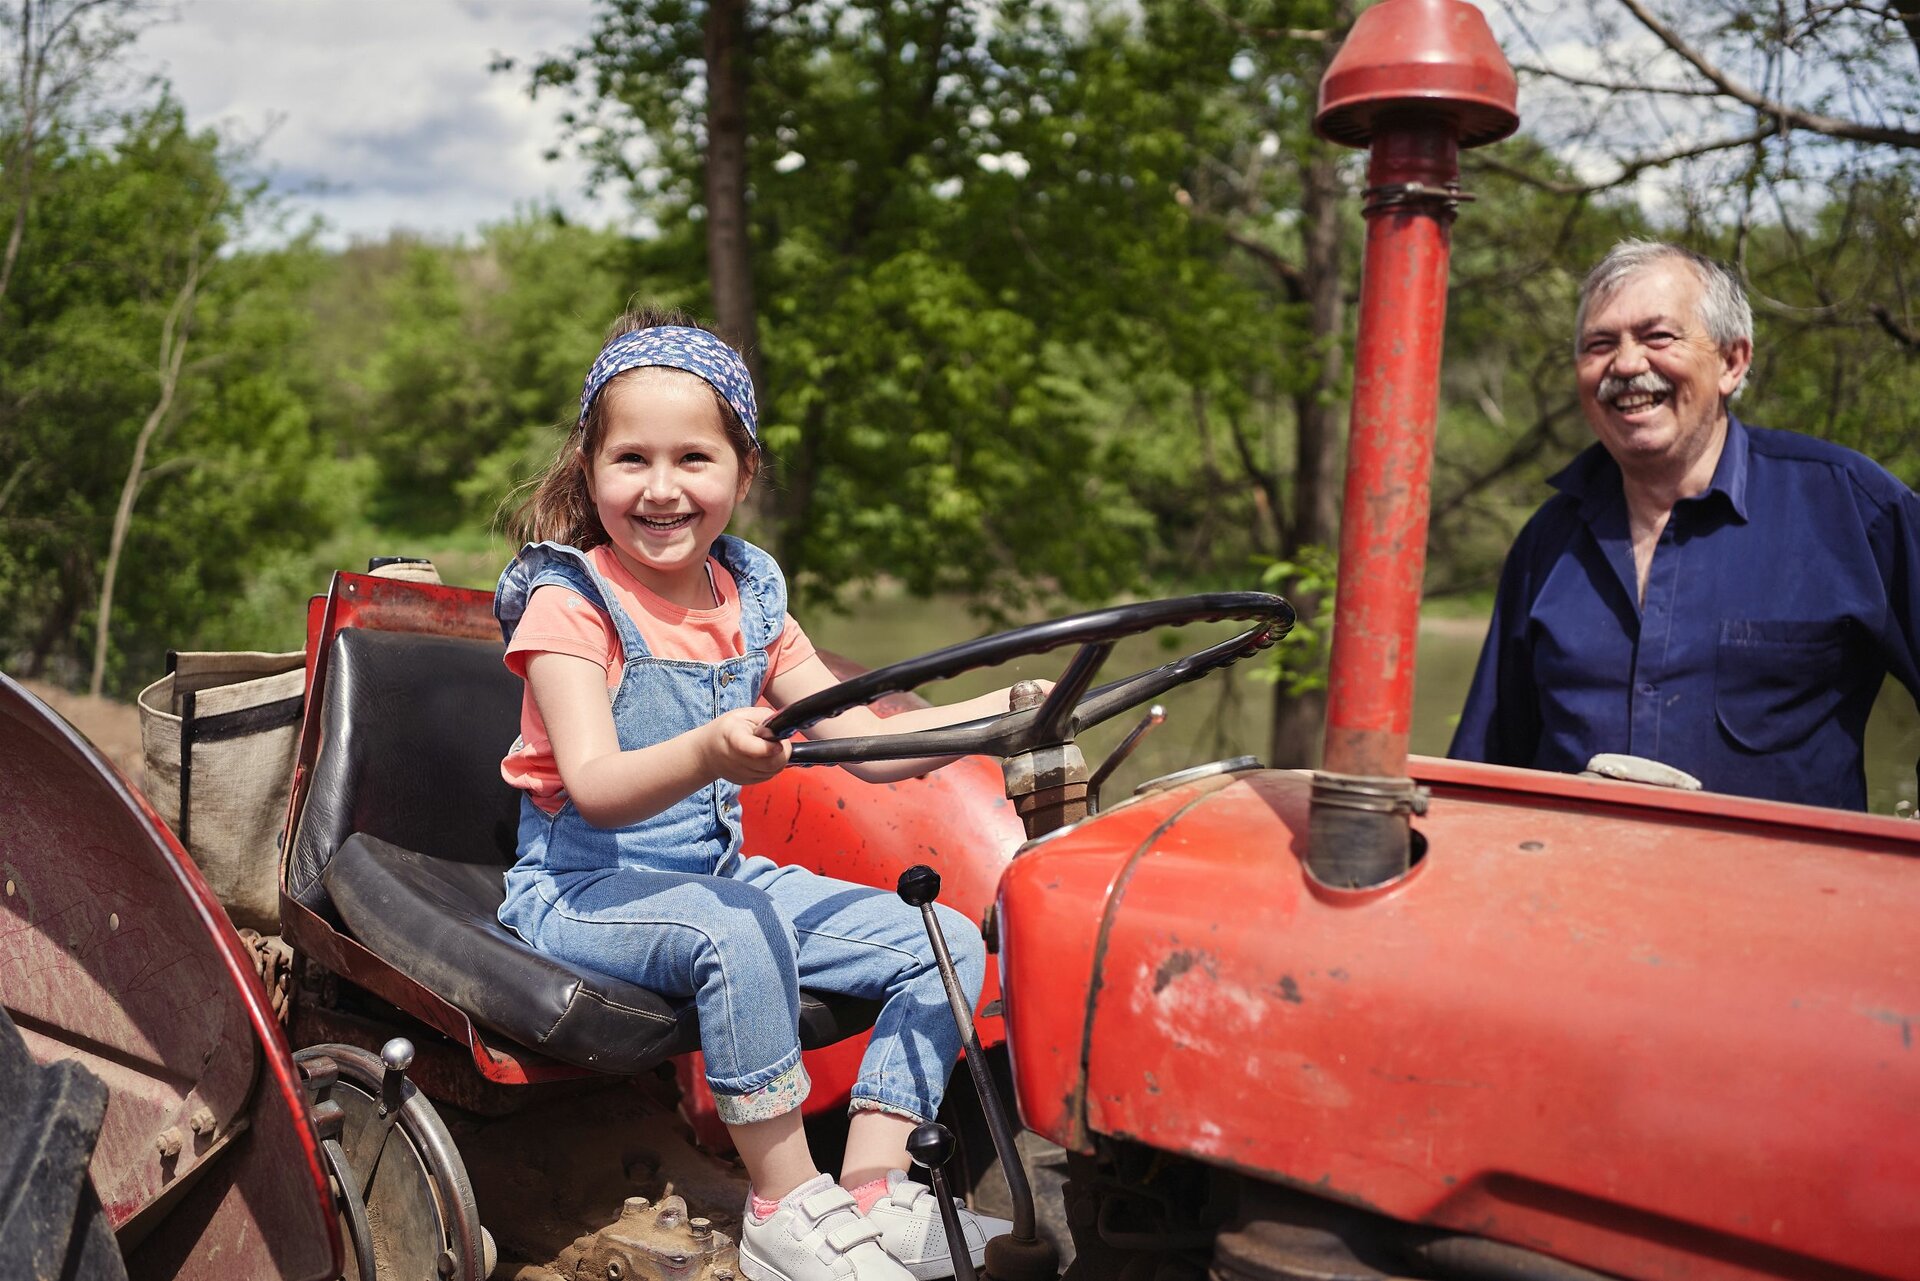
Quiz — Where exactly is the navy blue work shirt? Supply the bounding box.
[1449,416,1920,810]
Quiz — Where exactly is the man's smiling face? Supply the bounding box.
[1576,257,1752,477]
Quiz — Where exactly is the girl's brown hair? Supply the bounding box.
[506,306,761,549]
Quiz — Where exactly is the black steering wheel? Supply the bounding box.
[765,592,1295,765]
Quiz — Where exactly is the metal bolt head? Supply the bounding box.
[606,1260,624,1281]
[155,1127,183,1158]
[690,1217,712,1238]
[188,1107,216,1136]
[380,1037,416,1074]
[619,1195,651,1221]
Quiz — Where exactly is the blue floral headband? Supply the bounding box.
[579,326,759,439]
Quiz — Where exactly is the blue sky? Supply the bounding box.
[140,0,633,245]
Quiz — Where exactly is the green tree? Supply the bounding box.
[510,0,1158,611]
[0,98,341,693]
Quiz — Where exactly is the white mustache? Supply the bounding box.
[1596,370,1673,401]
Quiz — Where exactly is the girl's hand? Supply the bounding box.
[705,706,791,784]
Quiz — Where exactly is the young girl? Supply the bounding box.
[495,308,1020,1281]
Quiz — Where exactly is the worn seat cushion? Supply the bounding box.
[293,626,879,1076]
[324,833,880,1074]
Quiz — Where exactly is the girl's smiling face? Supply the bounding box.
[582,370,753,605]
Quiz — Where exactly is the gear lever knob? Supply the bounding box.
[906,1123,976,1281]
[896,865,941,908]
[906,1121,956,1170]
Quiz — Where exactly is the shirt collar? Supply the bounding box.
[1548,412,1751,525]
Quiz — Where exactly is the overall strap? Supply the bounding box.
[495,542,652,659]
[711,535,788,654]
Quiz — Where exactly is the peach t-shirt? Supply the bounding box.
[500,543,815,813]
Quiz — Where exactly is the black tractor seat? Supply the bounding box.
[286,626,879,1077]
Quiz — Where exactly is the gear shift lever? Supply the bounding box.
[898,866,1059,1280]
[907,1122,980,1281]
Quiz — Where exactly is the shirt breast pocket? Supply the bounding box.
[1713,619,1852,754]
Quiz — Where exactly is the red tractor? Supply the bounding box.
[4,2,1916,1279]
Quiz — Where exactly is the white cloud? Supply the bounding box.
[139,0,634,245]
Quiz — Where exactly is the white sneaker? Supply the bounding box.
[862,1170,1014,1280]
[739,1174,915,1281]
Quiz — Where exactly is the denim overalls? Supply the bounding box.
[494,538,984,1125]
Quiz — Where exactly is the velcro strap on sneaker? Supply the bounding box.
[802,1186,859,1220]
[885,1179,931,1209]
[825,1218,883,1251]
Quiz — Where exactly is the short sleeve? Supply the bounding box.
[504,584,619,679]
[767,613,818,683]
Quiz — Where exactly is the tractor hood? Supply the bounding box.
[995,760,1920,1281]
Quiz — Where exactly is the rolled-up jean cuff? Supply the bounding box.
[849,1097,926,1124]
[713,1061,811,1125]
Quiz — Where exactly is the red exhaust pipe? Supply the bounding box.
[1307,0,1518,887]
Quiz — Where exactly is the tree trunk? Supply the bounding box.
[1269,107,1348,769]
[703,0,758,378]
[0,0,42,314]
[90,253,197,696]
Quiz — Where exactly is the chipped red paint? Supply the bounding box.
[1319,122,1458,777]
[1313,0,1516,781]
[0,676,338,1281]
[1000,762,1920,1280]
[997,776,1244,1153]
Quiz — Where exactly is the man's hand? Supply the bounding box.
[705,707,792,785]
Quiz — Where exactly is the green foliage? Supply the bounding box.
[1254,544,1336,696]
[9,0,1920,710]
[0,98,340,694]
[297,216,638,533]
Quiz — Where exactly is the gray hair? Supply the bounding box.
[1574,239,1754,355]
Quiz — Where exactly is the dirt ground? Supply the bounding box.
[19,678,146,784]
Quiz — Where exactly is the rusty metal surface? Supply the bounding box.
[1411,754,1920,845]
[0,674,337,1281]
[573,1194,738,1280]
[279,892,596,1089]
[1003,764,1920,1280]
[995,777,1242,1153]
[1318,121,1460,784]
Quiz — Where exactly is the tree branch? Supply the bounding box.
[1466,122,1777,196]
[90,230,203,696]
[1512,61,1723,96]
[1615,0,1920,148]
[1869,303,1920,353]
[1174,187,1306,301]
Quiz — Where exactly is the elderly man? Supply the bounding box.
[1450,240,1920,810]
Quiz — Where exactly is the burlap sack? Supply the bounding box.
[137,651,304,932]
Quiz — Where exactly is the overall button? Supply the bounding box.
[719,671,732,686]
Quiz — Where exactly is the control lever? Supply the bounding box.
[898,867,1059,1281]
[378,1037,414,1117]
[1087,704,1166,813]
[907,1123,980,1281]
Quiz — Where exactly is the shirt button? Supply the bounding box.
[1638,683,1655,695]
[719,672,732,686]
